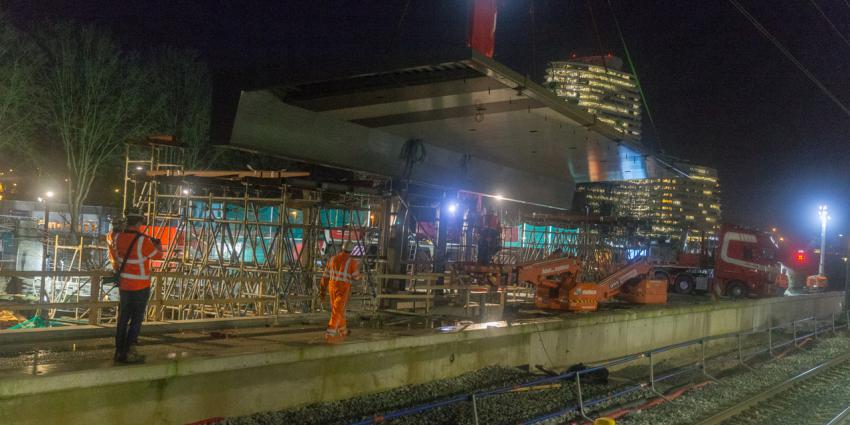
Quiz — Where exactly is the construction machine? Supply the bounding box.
[516,256,666,313]
[516,257,597,312]
[655,224,788,298]
[594,258,667,307]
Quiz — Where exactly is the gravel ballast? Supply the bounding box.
[222,334,850,425]
[619,336,850,425]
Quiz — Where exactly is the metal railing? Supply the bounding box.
[0,268,529,327]
[350,312,850,425]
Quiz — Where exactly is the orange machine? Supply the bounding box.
[517,257,667,312]
[595,259,668,306]
[516,257,598,312]
[806,274,828,291]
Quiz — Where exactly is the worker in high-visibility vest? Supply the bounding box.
[109,208,163,363]
[321,241,361,341]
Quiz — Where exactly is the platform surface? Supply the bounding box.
[0,293,799,379]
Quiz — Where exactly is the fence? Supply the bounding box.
[349,312,850,425]
[0,268,532,326]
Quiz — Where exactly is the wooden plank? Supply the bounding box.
[0,271,110,278]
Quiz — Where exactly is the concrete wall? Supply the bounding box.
[0,293,843,425]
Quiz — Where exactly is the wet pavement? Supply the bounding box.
[0,293,725,380]
[0,318,441,378]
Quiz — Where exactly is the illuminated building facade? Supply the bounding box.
[576,163,721,245]
[544,55,641,138]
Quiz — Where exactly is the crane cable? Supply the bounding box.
[605,0,662,151]
[587,0,609,69]
[807,0,850,50]
[727,0,850,118]
[530,0,537,79]
[385,0,412,55]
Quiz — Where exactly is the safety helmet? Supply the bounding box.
[124,207,145,219]
[342,241,355,252]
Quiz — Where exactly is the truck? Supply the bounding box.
[655,224,788,298]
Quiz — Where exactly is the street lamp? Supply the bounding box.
[807,205,831,292]
[447,202,458,214]
[818,205,828,276]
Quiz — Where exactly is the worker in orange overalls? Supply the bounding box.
[109,207,163,364]
[321,241,361,342]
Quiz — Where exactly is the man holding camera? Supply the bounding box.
[108,208,163,364]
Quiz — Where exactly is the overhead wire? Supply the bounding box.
[727,0,850,118]
[587,0,609,69]
[807,0,850,50]
[530,0,537,78]
[385,0,412,55]
[605,0,663,151]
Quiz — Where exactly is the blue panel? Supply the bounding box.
[618,144,647,180]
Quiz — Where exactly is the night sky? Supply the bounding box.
[5,0,850,246]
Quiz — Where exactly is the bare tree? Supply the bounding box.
[34,24,153,235]
[149,48,214,169]
[0,13,41,158]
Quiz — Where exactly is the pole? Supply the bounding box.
[845,234,850,312]
[122,144,130,213]
[39,199,50,322]
[819,205,828,276]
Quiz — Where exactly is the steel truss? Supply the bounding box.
[120,139,649,321]
[124,141,390,320]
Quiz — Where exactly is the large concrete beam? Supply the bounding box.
[230,90,576,208]
[1,293,843,425]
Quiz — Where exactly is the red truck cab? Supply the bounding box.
[712,224,788,297]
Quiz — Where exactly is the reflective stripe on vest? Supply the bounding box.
[125,233,148,280]
[113,232,152,281]
[328,256,359,284]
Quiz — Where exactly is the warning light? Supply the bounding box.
[795,250,806,264]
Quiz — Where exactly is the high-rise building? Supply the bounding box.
[545,55,642,138]
[575,163,721,247]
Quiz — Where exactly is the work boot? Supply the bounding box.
[113,351,127,364]
[124,346,146,364]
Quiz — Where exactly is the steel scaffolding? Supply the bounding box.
[117,139,650,321]
[124,139,390,320]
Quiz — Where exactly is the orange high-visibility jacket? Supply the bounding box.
[109,227,163,291]
[322,252,361,286]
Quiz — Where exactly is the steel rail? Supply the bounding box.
[694,351,850,425]
[826,406,850,425]
[348,314,847,425]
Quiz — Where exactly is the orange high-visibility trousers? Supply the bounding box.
[327,281,351,338]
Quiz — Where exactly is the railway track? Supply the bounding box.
[826,406,850,425]
[695,352,850,425]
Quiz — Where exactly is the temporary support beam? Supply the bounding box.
[145,170,310,179]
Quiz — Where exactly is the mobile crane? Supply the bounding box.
[516,256,666,312]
